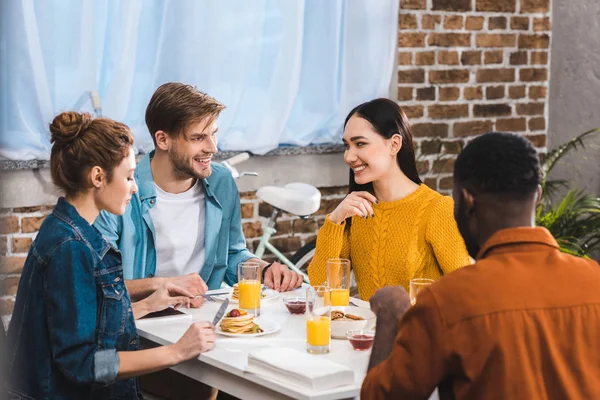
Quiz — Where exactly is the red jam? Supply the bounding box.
[349,334,374,351]
[284,301,307,314]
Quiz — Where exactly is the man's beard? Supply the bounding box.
[168,146,210,180]
[455,203,481,259]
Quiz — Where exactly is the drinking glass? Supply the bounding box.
[326,258,351,307]
[409,278,434,306]
[238,262,262,316]
[306,286,332,354]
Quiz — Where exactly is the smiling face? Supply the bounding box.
[167,118,218,180]
[95,147,138,215]
[343,115,400,185]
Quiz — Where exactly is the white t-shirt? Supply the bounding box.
[149,180,206,277]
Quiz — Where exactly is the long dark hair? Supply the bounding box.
[344,98,422,196]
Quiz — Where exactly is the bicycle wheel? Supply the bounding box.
[290,240,316,274]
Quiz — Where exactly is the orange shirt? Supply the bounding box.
[362,227,600,400]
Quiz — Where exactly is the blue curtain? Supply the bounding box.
[0,0,398,160]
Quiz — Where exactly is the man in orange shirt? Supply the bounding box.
[362,132,600,400]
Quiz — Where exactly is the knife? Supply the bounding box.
[212,298,230,326]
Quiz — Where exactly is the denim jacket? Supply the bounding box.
[94,152,255,289]
[6,198,141,400]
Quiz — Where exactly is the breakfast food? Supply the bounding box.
[219,309,264,334]
[331,310,364,321]
[232,284,267,301]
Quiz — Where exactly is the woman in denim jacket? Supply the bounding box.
[6,112,216,399]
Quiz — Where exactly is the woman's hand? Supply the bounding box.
[133,282,193,319]
[328,191,378,225]
[172,321,216,361]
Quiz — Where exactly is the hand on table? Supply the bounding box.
[173,321,216,361]
[169,273,208,308]
[263,262,303,292]
[144,281,193,314]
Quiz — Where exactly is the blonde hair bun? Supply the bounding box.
[50,111,93,145]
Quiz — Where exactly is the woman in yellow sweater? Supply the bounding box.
[308,98,470,300]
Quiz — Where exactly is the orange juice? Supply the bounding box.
[238,280,261,309]
[331,288,349,306]
[306,316,330,346]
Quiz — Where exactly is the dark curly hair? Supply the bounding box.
[454,131,542,200]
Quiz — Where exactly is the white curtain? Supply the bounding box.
[0,0,398,160]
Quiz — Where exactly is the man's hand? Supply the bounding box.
[368,286,411,370]
[145,282,193,313]
[263,262,304,292]
[169,273,208,308]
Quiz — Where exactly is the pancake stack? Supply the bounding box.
[219,309,263,334]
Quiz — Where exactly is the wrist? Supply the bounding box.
[167,343,185,364]
[261,262,273,280]
[327,212,343,225]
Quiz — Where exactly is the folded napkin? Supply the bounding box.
[246,347,354,391]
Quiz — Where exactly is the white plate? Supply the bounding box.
[216,317,280,338]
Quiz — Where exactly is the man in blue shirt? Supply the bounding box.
[95,82,303,308]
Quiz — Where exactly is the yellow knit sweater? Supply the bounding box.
[308,184,471,300]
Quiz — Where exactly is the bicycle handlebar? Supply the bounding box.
[224,152,250,166]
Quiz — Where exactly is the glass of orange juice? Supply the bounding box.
[306,286,332,354]
[326,259,351,306]
[238,262,262,316]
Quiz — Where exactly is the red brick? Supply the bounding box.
[0,276,20,297]
[0,216,19,234]
[486,86,505,100]
[13,206,43,213]
[525,134,547,147]
[529,117,546,131]
[21,216,45,233]
[259,202,274,217]
[400,14,418,29]
[439,87,460,101]
[0,256,27,274]
[510,51,528,65]
[474,103,512,117]
[428,104,469,119]
[422,15,442,30]
[240,191,257,200]
[511,16,530,30]
[417,160,431,175]
[316,199,340,215]
[521,0,550,13]
[530,51,549,65]
[476,0,516,12]
[401,0,426,9]
[520,68,548,82]
[517,103,545,116]
[443,140,465,154]
[476,68,515,82]
[293,219,318,234]
[461,50,481,65]
[242,221,263,238]
[464,86,483,100]
[496,118,527,131]
[11,237,32,254]
[439,177,454,190]
[402,105,424,118]
[484,50,503,64]
[476,34,516,48]
[399,33,426,48]
[454,121,494,137]
[465,16,484,30]
[0,237,6,255]
[429,69,470,83]
[438,51,460,65]
[319,186,348,196]
[397,87,414,101]
[424,178,438,189]
[509,86,527,99]
[274,221,292,235]
[529,86,547,100]
[488,16,507,30]
[533,17,551,31]
[398,69,425,83]
[518,34,550,49]
[415,52,435,65]
[428,33,471,47]
[416,87,436,101]
[433,158,456,173]
[432,0,471,11]
[398,52,413,65]
[444,15,464,30]
[0,298,15,316]
[270,236,302,254]
[411,123,449,137]
[421,139,442,154]
[241,203,254,219]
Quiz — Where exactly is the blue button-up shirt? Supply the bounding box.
[94,152,255,289]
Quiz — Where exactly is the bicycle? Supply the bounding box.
[222,152,318,284]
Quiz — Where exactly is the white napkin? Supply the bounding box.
[246,347,354,391]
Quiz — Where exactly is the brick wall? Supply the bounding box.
[398,0,551,193]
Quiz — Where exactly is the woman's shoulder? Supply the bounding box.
[32,214,91,261]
